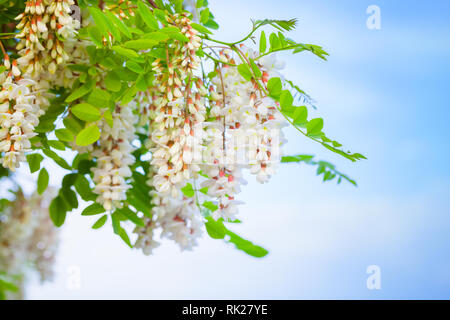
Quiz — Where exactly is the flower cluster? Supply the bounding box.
[133,13,207,254]
[134,191,203,255]
[15,0,79,76]
[134,40,288,252]
[0,64,41,171]
[0,189,59,299]
[92,103,138,211]
[149,12,204,197]
[0,2,352,262]
[200,46,287,220]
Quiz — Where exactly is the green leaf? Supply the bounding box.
[65,79,94,103]
[160,26,189,42]
[104,71,122,92]
[281,154,314,163]
[279,90,293,111]
[49,196,67,227]
[117,228,132,248]
[60,188,78,210]
[27,153,44,173]
[112,45,140,59]
[127,193,151,217]
[42,149,72,170]
[191,22,212,34]
[292,43,329,60]
[115,207,145,227]
[254,19,298,32]
[137,1,159,30]
[92,215,108,229]
[203,201,218,212]
[126,60,144,73]
[87,26,103,47]
[123,39,160,50]
[120,84,138,105]
[76,125,100,146]
[74,175,97,201]
[153,9,167,23]
[267,77,282,98]
[181,183,195,197]
[72,153,89,168]
[71,103,101,122]
[249,58,262,79]
[205,217,269,257]
[259,30,267,53]
[37,168,49,195]
[111,213,132,248]
[111,212,121,233]
[0,276,18,295]
[205,217,226,239]
[62,173,78,189]
[204,19,219,30]
[200,8,210,24]
[237,63,253,81]
[47,140,66,151]
[143,31,170,42]
[81,203,105,216]
[226,229,269,258]
[64,116,84,135]
[332,141,342,148]
[306,118,324,136]
[136,74,148,91]
[88,7,109,37]
[269,33,281,50]
[105,11,131,38]
[88,88,113,110]
[281,154,357,186]
[103,109,114,127]
[292,106,308,125]
[173,0,183,13]
[55,128,74,142]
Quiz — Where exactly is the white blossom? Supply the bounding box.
[91,103,138,211]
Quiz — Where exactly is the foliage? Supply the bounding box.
[0,0,365,261]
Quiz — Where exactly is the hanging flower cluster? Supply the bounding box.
[149,12,203,197]
[136,44,288,251]
[0,64,41,171]
[133,13,206,253]
[15,0,79,76]
[92,103,138,211]
[0,188,59,299]
[201,46,288,220]
[0,0,364,263]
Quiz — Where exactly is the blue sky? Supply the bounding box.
[24,0,450,299]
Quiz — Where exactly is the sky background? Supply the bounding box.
[21,0,450,299]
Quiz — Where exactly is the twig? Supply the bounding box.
[147,0,158,8]
[0,40,7,57]
[217,65,227,159]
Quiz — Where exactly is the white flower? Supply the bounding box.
[0,74,40,171]
[91,103,138,211]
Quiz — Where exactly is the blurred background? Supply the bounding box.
[21,0,450,299]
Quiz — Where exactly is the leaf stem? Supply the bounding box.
[0,40,7,57]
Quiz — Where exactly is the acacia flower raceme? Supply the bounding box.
[91,103,138,211]
[0,188,59,299]
[15,0,79,77]
[0,61,41,171]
